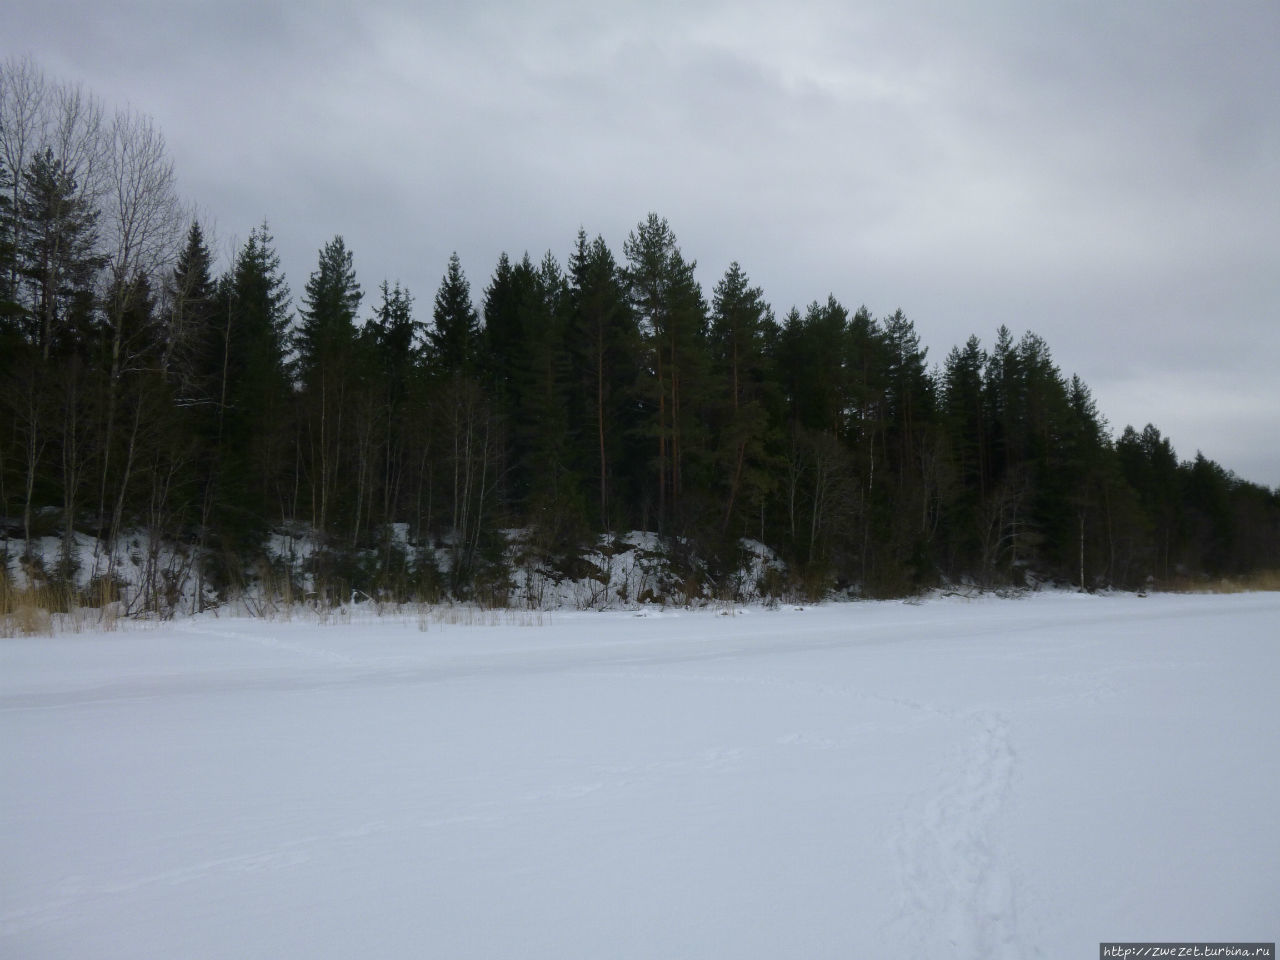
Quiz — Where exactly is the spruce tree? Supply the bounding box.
[568,230,640,531]
[17,147,106,359]
[941,335,989,574]
[879,309,936,584]
[709,262,773,537]
[210,223,292,568]
[1060,373,1109,588]
[623,214,710,532]
[776,296,849,438]
[428,252,497,594]
[295,236,362,541]
[428,252,480,376]
[481,251,536,511]
[361,280,421,536]
[0,154,18,333]
[295,236,361,388]
[166,220,218,402]
[517,251,584,548]
[481,252,524,413]
[161,221,223,603]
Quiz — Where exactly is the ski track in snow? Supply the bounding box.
[894,709,1023,960]
[1,726,762,940]
[591,664,1028,958]
[174,622,357,664]
[0,817,425,938]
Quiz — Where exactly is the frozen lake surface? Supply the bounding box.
[3,592,1277,958]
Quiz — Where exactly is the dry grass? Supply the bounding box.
[0,584,54,636]
[417,603,548,630]
[0,576,125,637]
[1159,569,1280,594]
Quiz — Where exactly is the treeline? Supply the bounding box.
[2,60,1278,611]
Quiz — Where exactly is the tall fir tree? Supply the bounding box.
[161,220,223,604]
[295,236,362,540]
[360,280,422,538]
[568,230,641,530]
[295,236,361,388]
[709,261,774,537]
[428,252,498,592]
[210,222,292,566]
[940,335,989,574]
[166,220,218,402]
[0,153,19,334]
[16,147,106,360]
[515,251,584,548]
[623,214,710,532]
[428,252,481,376]
[481,251,524,414]
[481,251,536,511]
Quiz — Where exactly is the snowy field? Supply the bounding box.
[3,592,1277,959]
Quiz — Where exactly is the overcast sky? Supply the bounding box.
[11,0,1280,486]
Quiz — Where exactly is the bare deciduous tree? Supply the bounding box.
[92,108,186,579]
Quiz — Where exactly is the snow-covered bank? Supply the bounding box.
[2,528,791,621]
[3,592,1277,958]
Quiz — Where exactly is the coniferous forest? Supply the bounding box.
[3,61,1278,614]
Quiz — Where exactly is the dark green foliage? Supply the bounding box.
[427,252,481,376]
[708,262,775,541]
[15,148,106,359]
[0,97,1272,608]
[939,335,989,574]
[567,230,642,532]
[775,297,852,437]
[481,251,523,413]
[623,214,712,534]
[485,249,592,561]
[0,154,19,333]
[511,252,584,549]
[8,65,1251,610]
[295,235,361,387]
[294,236,363,546]
[206,223,293,566]
[356,280,423,545]
[166,221,219,404]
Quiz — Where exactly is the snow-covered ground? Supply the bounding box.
[3,592,1277,958]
